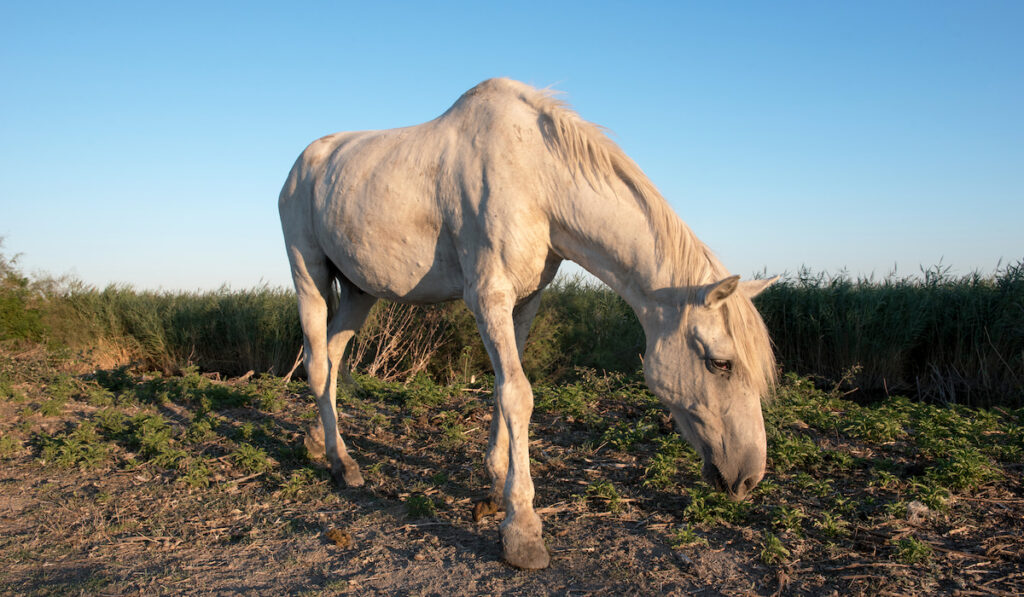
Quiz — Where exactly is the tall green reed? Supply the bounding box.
[2,242,1020,406]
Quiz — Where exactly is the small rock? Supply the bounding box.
[907,500,929,524]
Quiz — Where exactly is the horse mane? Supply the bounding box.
[504,79,777,396]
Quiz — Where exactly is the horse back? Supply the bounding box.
[281,85,562,303]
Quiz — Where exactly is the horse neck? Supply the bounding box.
[549,180,717,325]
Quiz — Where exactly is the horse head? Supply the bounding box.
[643,275,778,501]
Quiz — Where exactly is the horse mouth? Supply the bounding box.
[702,460,730,495]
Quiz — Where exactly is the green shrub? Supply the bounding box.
[405,494,437,518]
[0,249,46,342]
[36,422,109,469]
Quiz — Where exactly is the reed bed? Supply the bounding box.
[2,247,1021,407]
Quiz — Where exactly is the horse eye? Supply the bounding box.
[710,359,732,372]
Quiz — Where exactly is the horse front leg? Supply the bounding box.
[475,290,544,523]
[469,286,550,570]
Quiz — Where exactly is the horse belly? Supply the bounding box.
[322,213,465,304]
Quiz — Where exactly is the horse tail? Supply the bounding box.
[326,271,341,323]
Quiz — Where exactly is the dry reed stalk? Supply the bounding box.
[351,302,451,382]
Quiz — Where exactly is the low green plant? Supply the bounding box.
[233,443,271,474]
[94,366,135,395]
[760,532,791,565]
[892,535,933,564]
[669,525,707,548]
[179,458,212,489]
[253,374,287,412]
[771,505,806,536]
[405,494,437,518]
[46,374,77,401]
[752,478,779,496]
[39,397,66,417]
[793,472,833,497]
[909,480,950,512]
[94,408,127,436]
[235,421,256,442]
[585,479,623,514]
[601,418,657,452]
[84,385,115,407]
[643,452,679,490]
[0,434,22,458]
[842,405,906,443]
[438,411,467,449]
[870,469,900,490]
[768,431,822,473]
[926,446,1002,490]
[823,449,856,472]
[132,413,186,469]
[684,484,748,526]
[185,416,215,443]
[884,500,909,519]
[280,468,318,499]
[814,511,851,539]
[533,381,597,422]
[36,422,109,469]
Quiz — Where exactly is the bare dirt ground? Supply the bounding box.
[1,349,1022,595]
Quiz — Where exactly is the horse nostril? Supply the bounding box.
[731,474,759,501]
[702,461,728,494]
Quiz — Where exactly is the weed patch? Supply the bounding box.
[405,494,437,519]
[892,535,933,564]
[759,532,791,565]
[35,422,109,469]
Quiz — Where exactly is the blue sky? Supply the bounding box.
[1,1,1021,290]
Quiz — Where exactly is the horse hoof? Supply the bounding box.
[472,498,502,523]
[331,465,364,488]
[501,531,550,570]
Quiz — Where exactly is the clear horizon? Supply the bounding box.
[2,1,1021,291]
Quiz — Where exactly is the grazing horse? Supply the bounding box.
[278,78,777,569]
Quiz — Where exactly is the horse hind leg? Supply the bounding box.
[304,277,375,440]
[317,290,376,486]
[291,250,376,487]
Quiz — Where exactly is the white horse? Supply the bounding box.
[279,78,777,569]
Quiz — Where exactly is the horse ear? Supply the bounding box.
[703,275,740,309]
[739,275,780,299]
